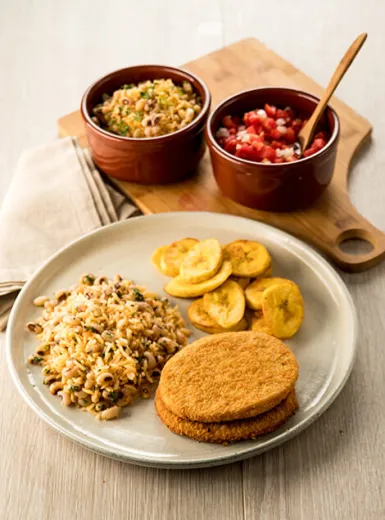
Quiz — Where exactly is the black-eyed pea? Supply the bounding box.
[100,406,120,420]
[44,374,58,385]
[58,391,71,406]
[33,296,49,307]
[96,372,113,386]
[26,322,43,334]
[49,382,63,395]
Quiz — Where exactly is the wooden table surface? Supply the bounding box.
[1,2,384,519]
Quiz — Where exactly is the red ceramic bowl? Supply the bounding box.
[81,65,211,184]
[206,87,340,212]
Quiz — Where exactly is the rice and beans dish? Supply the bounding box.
[27,274,190,420]
[92,79,202,138]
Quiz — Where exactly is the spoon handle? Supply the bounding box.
[299,32,367,152]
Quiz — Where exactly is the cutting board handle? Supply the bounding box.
[326,204,385,272]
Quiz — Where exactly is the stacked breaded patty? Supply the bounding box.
[155,331,299,443]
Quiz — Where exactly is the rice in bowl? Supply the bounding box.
[26,274,190,420]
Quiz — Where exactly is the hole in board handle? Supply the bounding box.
[337,229,374,256]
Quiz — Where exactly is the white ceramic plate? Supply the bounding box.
[6,212,357,469]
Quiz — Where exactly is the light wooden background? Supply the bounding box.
[1,1,385,519]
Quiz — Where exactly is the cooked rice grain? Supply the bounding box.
[27,274,190,420]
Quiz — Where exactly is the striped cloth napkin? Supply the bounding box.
[0,137,139,330]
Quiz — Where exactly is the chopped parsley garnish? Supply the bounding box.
[140,91,150,99]
[32,356,43,364]
[133,288,144,301]
[109,391,119,403]
[84,326,99,333]
[122,83,134,89]
[118,122,130,136]
[134,111,143,121]
[82,274,95,285]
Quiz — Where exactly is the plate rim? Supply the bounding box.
[6,211,358,469]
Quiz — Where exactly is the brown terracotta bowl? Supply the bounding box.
[206,87,340,212]
[81,65,211,184]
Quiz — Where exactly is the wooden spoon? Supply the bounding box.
[298,32,367,153]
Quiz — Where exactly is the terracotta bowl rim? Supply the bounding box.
[206,86,340,168]
[80,64,211,144]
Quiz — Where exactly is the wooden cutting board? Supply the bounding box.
[58,38,385,272]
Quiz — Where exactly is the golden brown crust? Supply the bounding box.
[158,331,298,423]
[155,389,299,443]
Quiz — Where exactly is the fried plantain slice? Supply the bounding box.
[262,282,304,339]
[160,238,199,277]
[250,310,274,335]
[151,246,169,274]
[164,261,232,298]
[245,277,295,311]
[224,240,271,277]
[180,239,223,283]
[203,280,245,329]
[229,275,250,289]
[188,299,247,334]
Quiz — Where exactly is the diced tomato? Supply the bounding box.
[312,138,326,151]
[285,128,296,144]
[314,131,328,141]
[216,103,329,164]
[222,115,237,129]
[262,146,276,161]
[276,109,289,120]
[263,118,276,131]
[235,144,261,161]
[249,134,263,145]
[246,125,257,134]
[251,140,264,152]
[265,104,277,117]
[244,111,260,127]
[224,137,237,154]
[303,147,316,158]
[270,129,282,140]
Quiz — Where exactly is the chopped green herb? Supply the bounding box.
[122,83,134,89]
[109,391,119,403]
[82,274,95,285]
[69,385,80,392]
[140,91,150,99]
[118,122,130,135]
[32,356,43,364]
[133,288,144,301]
[134,111,144,121]
[84,326,99,333]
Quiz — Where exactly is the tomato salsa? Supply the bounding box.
[215,104,330,164]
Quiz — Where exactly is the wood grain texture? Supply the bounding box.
[2,1,385,519]
[57,38,385,273]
